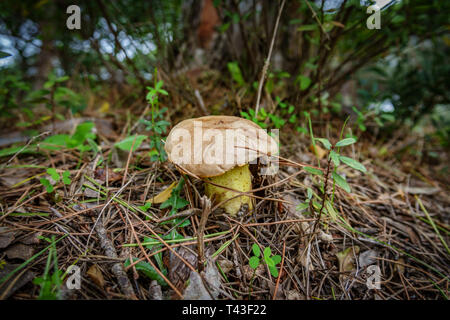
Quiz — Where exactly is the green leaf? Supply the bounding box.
[40,178,54,193]
[159,178,190,228]
[264,256,275,268]
[47,168,60,182]
[296,202,309,211]
[339,156,367,173]
[68,122,95,148]
[307,188,313,199]
[249,256,260,269]
[304,166,323,175]
[297,24,318,31]
[263,247,272,258]
[0,51,11,59]
[115,135,147,152]
[227,61,245,86]
[332,172,351,193]
[298,75,311,91]
[252,243,260,257]
[55,76,69,83]
[43,80,55,89]
[124,259,167,286]
[325,200,338,221]
[335,138,356,147]
[41,134,69,150]
[62,171,71,185]
[330,150,340,166]
[0,145,37,157]
[269,265,279,277]
[315,138,331,150]
[272,255,282,265]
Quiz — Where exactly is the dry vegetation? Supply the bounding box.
[0,79,448,300]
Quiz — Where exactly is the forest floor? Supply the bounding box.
[0,80,449,300]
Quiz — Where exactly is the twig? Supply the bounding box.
[272,240,286,300]
[197,196,212,272]
[94,220,137,299]
[312,146,334,236]
[255,0,286,115]
[194,89,209,115]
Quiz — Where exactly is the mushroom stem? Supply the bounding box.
[204,164,253,216]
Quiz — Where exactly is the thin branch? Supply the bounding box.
[255,0,286,115]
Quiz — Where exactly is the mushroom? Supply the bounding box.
[164,115,278,216]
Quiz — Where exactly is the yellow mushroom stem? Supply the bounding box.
[204,164,253,216]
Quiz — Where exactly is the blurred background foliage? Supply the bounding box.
[0,0,449,150]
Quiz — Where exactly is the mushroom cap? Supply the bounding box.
[164,115,279,178]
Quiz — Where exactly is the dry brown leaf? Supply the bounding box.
[331,21,345,28]
[87,264,105,288]
[336,246,360,273]
[297,247,314,271]
[309,144,327,160]
[148,181,177,204]
[0,227,15,249]
[396,258,405,275]
[5,244,34,260]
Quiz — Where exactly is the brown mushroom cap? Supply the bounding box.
[164,115,279,178]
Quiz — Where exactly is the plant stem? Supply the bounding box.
[312,145,333,235]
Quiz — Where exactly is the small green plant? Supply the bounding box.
[240,108,268,128]
[140,69,170,162]
[248,243,281,278]
[32,236,63,300]
[0,121,98,159]
[159,177,190,228]
[26,74,86,115]
[227,61,245,87]
[41,121,98,154]
[124,257,168,287]
[39,168,71,193]
[297,116,367,228]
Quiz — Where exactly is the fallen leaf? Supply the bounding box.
[5,244,34,260]
[336,246,360,273]
[309,144,327,160]
[358,250,378,268]
[169,246,198,293]
[331,21,345,28]
[94,168,122,184]
[0,227,15,249]
[217,259,233,274]
[99,101,110,113]
[183,260,221,300]
[0,264,35,299]
[402,186,440,195]
[149,280,163,300]
[396,258,405,275]
[20,232,42,245]
[297,247,314,271]
[87,264,105,288]
[148,181,177,204]
[285,289,304,300]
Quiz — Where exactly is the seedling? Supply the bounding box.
[249,243,281,278]
[159,178,190,228]
[40,168,71,193]
[140,69,170,162]
[32,236,63,300]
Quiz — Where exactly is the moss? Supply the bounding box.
[204,164,253,216]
